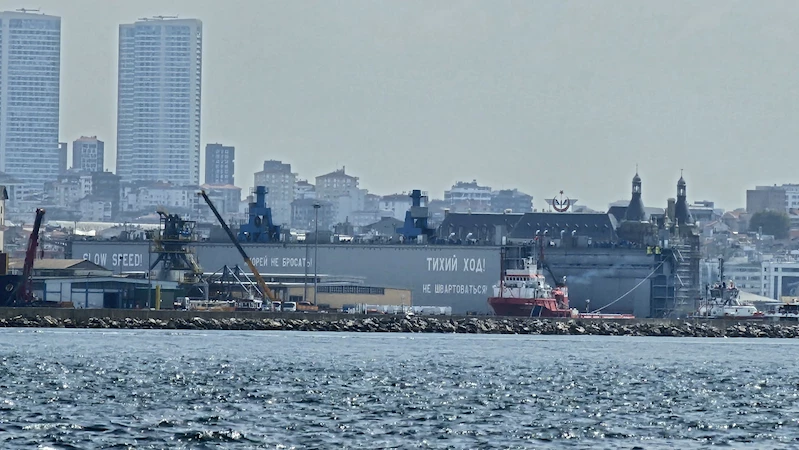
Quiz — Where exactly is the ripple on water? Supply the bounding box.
[0,331,798,448]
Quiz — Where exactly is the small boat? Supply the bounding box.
[693,281,762,319]
[761,300,799,321]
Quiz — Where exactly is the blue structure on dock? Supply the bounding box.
[237,186,281,242]
[396,190,436,243]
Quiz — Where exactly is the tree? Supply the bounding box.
[749,210,790,239]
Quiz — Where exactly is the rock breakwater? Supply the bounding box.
[1,314,797,337]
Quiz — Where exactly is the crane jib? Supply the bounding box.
[198,191,277,302]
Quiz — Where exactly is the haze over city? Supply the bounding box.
[8,0,799,209]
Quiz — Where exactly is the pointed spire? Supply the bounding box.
[625,169,646,222]
[674,171,693,226]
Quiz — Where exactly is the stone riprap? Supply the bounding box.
[1,314,797,338]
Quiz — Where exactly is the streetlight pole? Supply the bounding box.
[303,227,310,303]
[313,202,320,305]
[147,241,152,309]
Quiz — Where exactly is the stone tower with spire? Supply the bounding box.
[674,172,694,229]
[617,170,656,245]
[624,171,647,222]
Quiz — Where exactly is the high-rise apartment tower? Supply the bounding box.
[0,10,62,195]
[116,17,202,185]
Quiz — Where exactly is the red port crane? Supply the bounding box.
[20,208,45,304]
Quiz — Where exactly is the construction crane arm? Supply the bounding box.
[197,191,277,302]
[20,208,45,303]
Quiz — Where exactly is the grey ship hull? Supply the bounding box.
[70,241,654,315]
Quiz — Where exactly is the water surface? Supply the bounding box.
[1,329,798,449]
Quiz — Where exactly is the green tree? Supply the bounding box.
[749,210,790,239]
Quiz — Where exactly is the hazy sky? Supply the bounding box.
[7,0,799,210]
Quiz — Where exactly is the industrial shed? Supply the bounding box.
[9,259,112,277]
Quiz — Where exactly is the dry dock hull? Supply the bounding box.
[69,241,654,315]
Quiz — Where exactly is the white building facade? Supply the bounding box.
[253,160,296,226]
[0,11,62,197]
[315,168,363,225]
[379,194,412,221]
[761,260,799,301]
[116,17,202,185]
[120,182,200,214]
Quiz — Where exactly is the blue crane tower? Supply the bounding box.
[237,186,281,242]
[396,189,436,243]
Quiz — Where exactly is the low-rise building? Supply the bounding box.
[285,284,412,310]
[379,194,412,221]
[444,180,492,212]
[77,195,114,222]
[91,171,121,219]
[761,260,799,301]
[362,216,403,240]
[294,179,315,200]
[689,200,722,224]
[490,189,533,213]
[334,189,366,225]
[9,259,112,278]
[120,182,200,217]
[350,210,383,227]
[45,171,93,208]
[291,198,334,231]
[201,184,242,216]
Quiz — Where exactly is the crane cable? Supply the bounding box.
[590,260,666,313]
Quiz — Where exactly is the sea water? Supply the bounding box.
[1,329,798,449]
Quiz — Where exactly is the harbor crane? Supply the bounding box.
[19,208,45,305]
[197,191,277,303]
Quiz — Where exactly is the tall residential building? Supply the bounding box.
[205,143,234,185]
[315,167,364,224]
[0,11,62,195]
[116,17,202,185]
[58,142,67,174]
[72,136,105,172]
[253,160,296,226]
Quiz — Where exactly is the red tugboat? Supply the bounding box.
[488,243,634,319]
[488,250,575,318]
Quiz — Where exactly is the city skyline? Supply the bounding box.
[3,1,799,210]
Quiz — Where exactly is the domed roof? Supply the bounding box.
[633,172,641,183]
[677,176,686,187]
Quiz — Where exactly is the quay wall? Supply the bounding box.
[0,307,769,330]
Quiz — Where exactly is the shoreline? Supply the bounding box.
[0,308,795,337]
